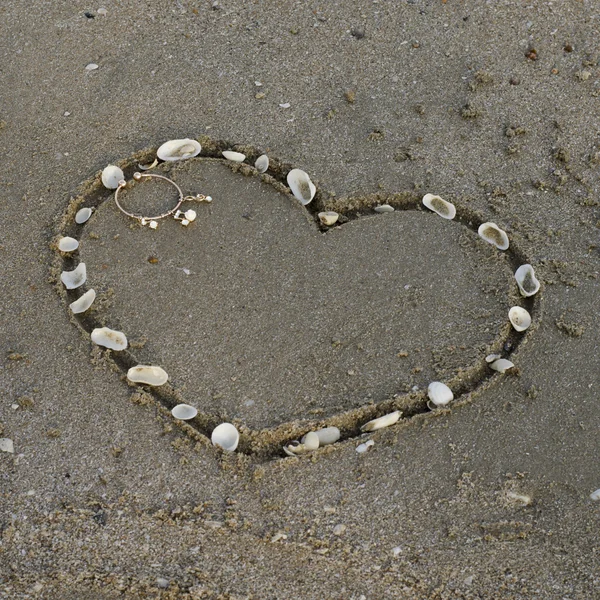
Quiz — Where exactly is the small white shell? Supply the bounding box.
[0,438,14,453]
[58,237,79,252]
[427,381,454,407]
[314,427,341,445]
[90,326,127,351]
[300,431,320,451]
[361,410,401,432]
[515,264,540,297]
[211,423,239,452]
[485,353,502,363]
[171,404,198,420]
[422,194,456,219]
[157,139,201,161]
[356,440,375,453]
[374,204,394,213]
[101,165,125,189]
[318,211,339,226]
[75,207,93,224]
[508,307,532,332]
[255,154,269,173]
[590,489,600,501]
[61,263,87,289]
[490,358,514,373]
[287,169,316,205]
[478,222,509,250]
[69,289,96,314]
[222,151,246,162]
[127,365,169,386]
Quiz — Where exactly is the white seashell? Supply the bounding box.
[85,63,99,71]
[490,358,514,373]
[101,165,124,189]
[127,365,169,386]
[0,438,14,453]
[91,326,127,351]
[515,264,540,297]
[356,440,375,453]
[58,237,79,252]
[184,209,197,222]
[222,151,246,162]
[318,211,339,226]
[157,139,201,161]
[300,431,320,451]
[171,404,198,420]
[287,169,316,205]
[255,154,269,173]
[211,423,239,452]
[427,382,454,407]
[590,489,600,501]
[283,441,302,457]
[508,307,532,332]
[361,410,401,432]
[61,263,87,289]
[69,289,96,314]
[139,158,158,171]
[374,204,394,213]
[422,194,456,220]
[314,427,341,445]
[75,207,93,224]
[478,222,509,250]
[485,353,502,363]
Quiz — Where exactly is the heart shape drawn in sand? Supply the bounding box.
[55,138,538,460]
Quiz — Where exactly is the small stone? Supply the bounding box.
[85,63,99,71]
[97,8,108,16]
[333,524,346,536]
[0,439,14,453]
[156,578,169,589]
[255,92,266,99]
[279,102,291,108]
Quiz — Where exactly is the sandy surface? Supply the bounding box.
[1,1,599,598]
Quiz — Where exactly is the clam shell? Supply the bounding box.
[222,150,246,162]
[361,410,401,432]
[75,207,93,224]
[211,423,239,452]
[58,237,79,252]
[422,194,456,220]
[485,353,502,363]
[61,263,86,289]
[255,154,269,173]
[127,365,169,386]
[490,358,514,373]
[515,264,540,297]
[374,204,394,213]
[508,307,531,332]
[90,326,127,351]
[157,139,201,161]
[171,404,198,420]
[356,440,375,453]
[101,165,124,189]
[69,289,96,314]
[427,381,454,407]
[318,211,339,226]
[300,431,320,451]
[314,427,341,445]
[478,222,509,250]
[287,169,316,205]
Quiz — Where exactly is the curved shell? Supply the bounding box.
[287,169,316,205]
[422,194,456,220]
[300,431,320,451]
[427,381,454,407]
[222,150,246,162]
[157,139,201,161]
[314,427,341,445]
[478,222,509,250]
[171,404,198,420]
[508,307,531,332]
[590,489,600,501]
[255,154,269,173]
[490,358,514,373]
[101,165,124,189]
[211,423,239,452]
[356,440,375,453]
[61,263,87,289]
[58,237,79,252]
[485,353,502,363]
[515,264,540,297]
[91,326,127,351]
[318,211,339,226]
[75,207,93,224]
[361,410,401,432]
[374,204,394,213]
[127,365,169,386]
[69,289,96,314]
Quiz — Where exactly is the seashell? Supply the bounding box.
[211,423,239,452]
[485,353,502,363]
[101,165,124,189]
[508,307,531,332]
[515,264,540,297]
[157,139,201,161]
[58,237,79,252]
[69,289,96,314]
[422,194,456,220]
[75,207,93,224]
[478,222,509,250]
[300,431,320,451]
[61,263,87,289]
[490,358,514,373]
[127,365,169,386]
[90,326,127,351]
[314,427,341,445]
[222,151,246,162]
[171,404,198,420]
[139,158,158,171]
[590,489,600,501]
[356,440,375,453]
[283,441,302,457]
[255,154,269,173]
[361,410,401,432]
[318,211,339,226]
[287,169,316,205]
[374,204,394,213]
[427,381,454,407]
[0,438,14,453]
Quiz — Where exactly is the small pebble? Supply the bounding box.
[356,440,374,453]
[156,578,169,589]
[97,7,108,16]
[279,102,291,109]
[590,489,600,501]
[0,438,14,453]
[333,524,346,536]
[85,63,99,71]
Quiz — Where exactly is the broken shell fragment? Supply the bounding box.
[356,440,375,453]
[139,158,158,171]
[490,358,514,373]
[61,263,87,289]
[222,150,246,162]
[69,289,96,314]
[171,404,197,420]
[58,237,79,252]
[91,326,127,351]
[300,431,320,451]
[361,410,401,432]
[211,423,239,452]
[515,264,540,297]
[314,427,341,445]
[75,207,93,224]
[101,165,125,189]
[157,139,201,161]
[427,381,454,408]
[255,154,269,173]
[422,194,456,219]
[485,353,502,363]
[590,489,600,501]
[287,168,316,205]
[318,211,339,226]
[374,204,394,213]
[0,438,14,453]
[127,365,169,386]
[478,222,509,250]
[508,307,532,332]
